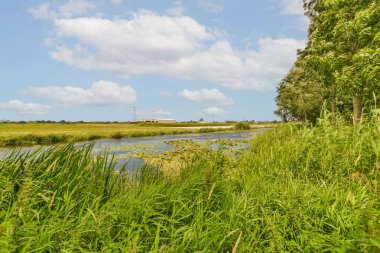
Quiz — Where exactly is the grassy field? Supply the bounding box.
[0,122,242,148]
[0,116,379,252]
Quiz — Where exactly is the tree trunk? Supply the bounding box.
[353,93,363,124]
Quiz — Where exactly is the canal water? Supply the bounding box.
[0,129,268,170]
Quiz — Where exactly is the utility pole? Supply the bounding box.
[133,105,137,122]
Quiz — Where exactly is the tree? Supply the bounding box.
[276,0,380,123]
[276,54,328,123]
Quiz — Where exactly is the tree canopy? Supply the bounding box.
[276,0,380,123]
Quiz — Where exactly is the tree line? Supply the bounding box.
[276,0,380,123]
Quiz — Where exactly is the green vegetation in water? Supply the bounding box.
[0,115,379,252]
[131,139,248,175]
[234,122,251,130]
[108,143,162,155]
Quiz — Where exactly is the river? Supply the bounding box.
[0,128,268,170]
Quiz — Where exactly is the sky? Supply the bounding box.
[0,0,308,122]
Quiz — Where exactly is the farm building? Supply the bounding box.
[139,119,177,123]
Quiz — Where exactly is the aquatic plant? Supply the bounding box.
[0,118,379,251]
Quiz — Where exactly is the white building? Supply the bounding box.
[140,119,176,123]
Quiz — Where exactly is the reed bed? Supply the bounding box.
[0,117,379,252]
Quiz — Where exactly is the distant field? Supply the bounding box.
[0,122,233,137]
[0,122,261,147]
[0,123,182,137]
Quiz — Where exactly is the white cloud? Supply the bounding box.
[28,0,94,20]
[198,0,224,14]
[280,0,304,15]
[0,100,51,115]
[47,11,304,90]
[28,3,55,19]
[179,88,233,105]
[58,0,95,18]
[167,1,184,16]
[279,0,309,31]
[21,80,137,106]
[203,107,227,116]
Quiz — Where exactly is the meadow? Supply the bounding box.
[0,122,244,148]
[0,115,379,252]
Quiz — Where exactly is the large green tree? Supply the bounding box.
[275,55,327,123]
[276,0,380,123]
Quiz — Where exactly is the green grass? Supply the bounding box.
[0,117,379,252]
[0,123,238,148]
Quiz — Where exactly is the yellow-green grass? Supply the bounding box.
[0,122,247,147]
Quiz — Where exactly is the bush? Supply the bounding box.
[234,122,251,130]
[110,131,124,139]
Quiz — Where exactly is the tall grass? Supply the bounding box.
[0,116,379,252]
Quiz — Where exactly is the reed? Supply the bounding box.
[0,116,379,252]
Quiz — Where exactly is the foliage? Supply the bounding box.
[0,118,379,251]
[275,57,328,122]
[276,0,380,123]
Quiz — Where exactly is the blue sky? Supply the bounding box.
[0,0,308,122]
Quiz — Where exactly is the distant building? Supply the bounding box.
[140,119,176,123]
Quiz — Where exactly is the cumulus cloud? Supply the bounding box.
[198,0,224,14]
[21,80,137,106]
[166,1,184,16]
[203,107,227,116]
[0,100,51,115]
[28,3,54,19]
[59,0,95,18]
[28,0,94,20]
[280,0,304,15]
[47,11,304,90]
[179,88,233,105]
[279,0,309,30]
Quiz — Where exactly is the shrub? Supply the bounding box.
[235,122,251,130]
[110,131,124,139]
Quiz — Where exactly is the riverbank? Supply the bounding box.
[0,118,379,251]
[0,122,261,148]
